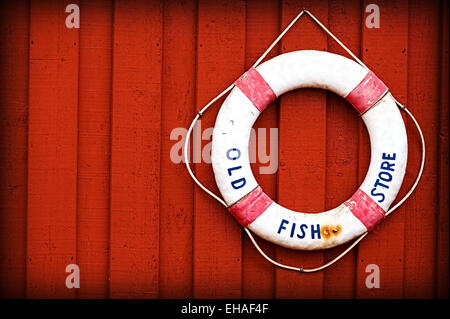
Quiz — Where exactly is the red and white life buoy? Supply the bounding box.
[211,50,408,250]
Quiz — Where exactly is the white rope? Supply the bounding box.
[183,8,307,208]
[251,10,305,68]
[386,98,426,217]
[183,8,426,273]
[244,103,425,273]
[183,84,234,208]
[303,10,370,71]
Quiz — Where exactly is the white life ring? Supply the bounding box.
[211,50,407,250]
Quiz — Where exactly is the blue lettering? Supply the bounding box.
[278,219,289,234]
[372,153,396,203]
[311,224,321,239]
[380,161,395,172]
[371,188,385,203]
[297,224,308,239]
[290,222,296,238]
[378,171,392,182]
[382,153,396,161]
[226,148,241,160]
[374,178,389,189]
[231,177,246,189]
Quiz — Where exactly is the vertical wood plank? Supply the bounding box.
[110,0,162,298]
[76,0,112,298]
[27,0,79,298]
[159,0,196,298]
[357,0,408,298]
[242,0,279,298]
[323,0,361,298]
[437,0,449,299]
[276,0,327,298]
[0,0,29,298]
[0,0,445,300]
[403,0,440,298]
[194,0,245,298]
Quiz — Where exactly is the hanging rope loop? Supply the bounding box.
[184,8,425,273]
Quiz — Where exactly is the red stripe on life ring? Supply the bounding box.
[228,186,273,227]
[346,71,388,114]
[235,68,277,112]
[343,188,386,231]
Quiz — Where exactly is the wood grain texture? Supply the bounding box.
[276,0,327,299]
[242,0,279,299]
[0,0,29,298]
[403,0,440,298]
[193,0,245,298]
[0,0,446,299]
[323,0,361,299]
[159,0,196,298]
[110,0,162,298]
[76,0,112,298]
[27,0,79,298]
[357,0,408,298]
[437,0,449,299]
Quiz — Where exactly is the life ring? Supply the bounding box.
[211,50,408,250]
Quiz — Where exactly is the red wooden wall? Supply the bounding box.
[0,0,448,299]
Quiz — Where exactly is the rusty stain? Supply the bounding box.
[321,225,342,239]
[321,226,331,239]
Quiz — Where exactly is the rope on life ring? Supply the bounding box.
[184,9,425,273]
